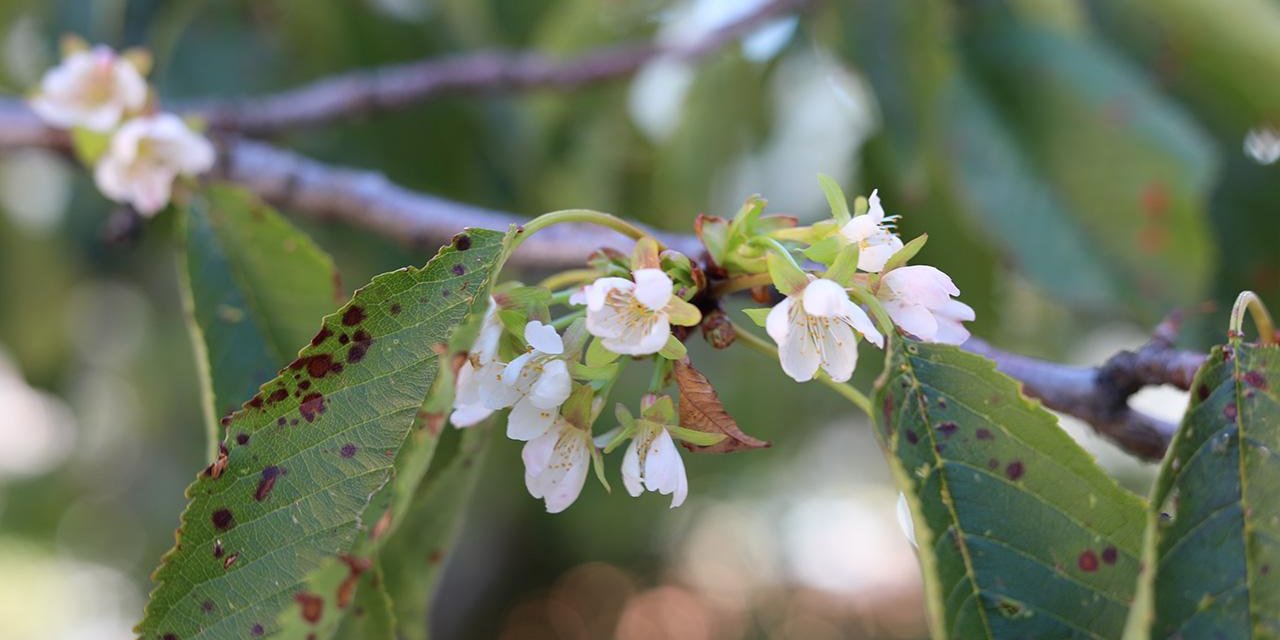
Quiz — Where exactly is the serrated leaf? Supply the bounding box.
[875,337,1146,639]
[379,425,492,640]
[137,227,512,640]
[673,358,769,453]
[179,184,339,455]
[1124,338,1280,638]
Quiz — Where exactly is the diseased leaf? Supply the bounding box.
[178,184,339,454]
[673,358,769,453]
[137,228,512,640]
[876,337,1146,639]
[332,564,395,640]
[1124,337,1280,638]
[380,424,493,640]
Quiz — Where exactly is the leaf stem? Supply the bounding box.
[517,209,654,249]
[539,268,598,291]
[847,285,896,338]
[728,320,873,416]
[1230,291,1276,344]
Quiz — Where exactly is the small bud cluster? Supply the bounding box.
[450,178,973,513]
[29,37,214,216]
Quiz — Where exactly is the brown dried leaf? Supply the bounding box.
[674,358,770,453]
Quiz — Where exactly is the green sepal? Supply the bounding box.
[571,362,618,381]
[590,444,611,493]
[561,318,590,359]
[497,308,528,338]
[766,252,809,296]
[70,127,110,166]
[666,425,728,447]
[742,307,772,327]
[803,235,843,265]
[817,174,851,226]
[881,233,928,273]
[586,337,620,367]
[666,297,702,327]
[728,194,768,238]
[561,382,595,430]
[823,241,861,286]
[631,236,661,271]
[641,394,677,424]
[695,214,731,266]
[658,335,688,360]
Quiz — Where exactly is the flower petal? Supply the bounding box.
[778,323,821,382]
[528,359,572,410]
[508,397,557,440]
[802,278,849,317]
[633,268,674,310]
[621,438,644,498]
[886,301,938,341]
[842,300,884,348]
[524,320,564,355]
[765,298,793,344]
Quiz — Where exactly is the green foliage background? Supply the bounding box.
[0,0,1275,638]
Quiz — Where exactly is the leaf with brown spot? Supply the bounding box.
[673,358,769,453]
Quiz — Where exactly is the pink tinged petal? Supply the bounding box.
[933,319,971,346]
[765,298,793,344]
[508,398,557,441]
[937,298,976,322]
[857,236,902,273]
[568,287,588,306]
[632,269,674,310]
[887,302,938,341]
[131,168,177,215]
[540,434,591,513]
[524,321,564,355]
[528,359,572,410]
[801,279,850,317]
[842,300,884,348]
[522,429,560,484]
[621,438,644,498]
[93,156,129,202]
[819,321,858,383]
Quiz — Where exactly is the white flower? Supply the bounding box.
[878,265,974,345]
[896,492,917,549]
[621,420,688,508]
[838,189,903,273]
[523,417,593,513]
[29,46,147,132]
[766,278,883,383]
[582,268,699,356]
[94,113,215,215]
[450,299,503,428]
[477,321,573,441]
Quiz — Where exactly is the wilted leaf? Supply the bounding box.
[1124,336,1280,638]
[876,336,1146,639]
[137,228,512,640]
[673,358,769,453]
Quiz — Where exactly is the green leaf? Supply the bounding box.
[817,174,852,226]
[379,425,492,640]
[332,564,395,640]
[666,425,728,447]
[803,235,842,266]
[875,337,1146,639]
[1124,338,1280,638]
[137,227,512,640]
[658,335,688,360]
[947,17,1216,317]
[766,251,808,296]
[742,307,772,327]
[179,184,340,456]
[881,233,928,274]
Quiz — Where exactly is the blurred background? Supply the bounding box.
[0,0,1275,638]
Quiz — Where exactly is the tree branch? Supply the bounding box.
[191,0,811,135]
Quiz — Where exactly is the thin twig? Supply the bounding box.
[190,0,812,134]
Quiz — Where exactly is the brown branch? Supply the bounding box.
[963,319,1206,462]
[190,0,812,135]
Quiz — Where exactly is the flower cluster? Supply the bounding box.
[449,179,972,514]
[29,38,214,216]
